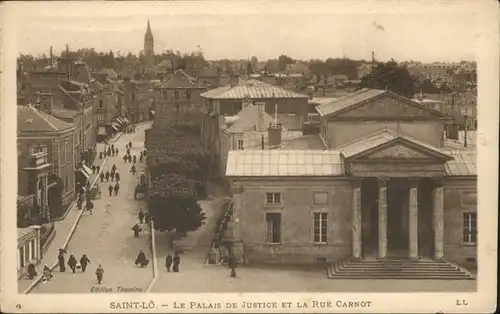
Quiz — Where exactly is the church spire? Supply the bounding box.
[146,19,152,35]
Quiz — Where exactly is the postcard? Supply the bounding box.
[0,0,498,313]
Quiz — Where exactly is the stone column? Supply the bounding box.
[231,184,245,264]
[408,179,419,259]
[433,180,444,259]
[378,177,389,259]
[352,179,362,259]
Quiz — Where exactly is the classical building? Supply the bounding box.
[153,69,207,127]
[200,79,308,154]
[225,88,477,276]
[18,105,77,219]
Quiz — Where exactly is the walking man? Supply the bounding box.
[165,254,173,272]
[115,172,120,183]
[108,184,113,197]
[80,254,90,273]
[58,250,66,272]
[95,265,104,284]
[67,254,77,273]
[100,171,105,182]
[138,209,145,224]
[105,170,110,182]
[228,254,237,278]
[173,252,180,273]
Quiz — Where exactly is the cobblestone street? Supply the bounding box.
[30,123,154,293]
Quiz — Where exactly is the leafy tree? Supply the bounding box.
[148,173,206,233]
[359,59,416,98]
[418,79,440,94]
[278,54,294,71]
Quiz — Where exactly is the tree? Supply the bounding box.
[418,79,440,94]
[359,59,416,98]
[148,173,206,233]
[278,54,294,71]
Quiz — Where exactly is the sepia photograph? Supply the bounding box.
[0,1,498,313]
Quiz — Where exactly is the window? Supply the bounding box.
[98,99,104,109]
[313,192,329,205]
[162,90,168,100]
[98,114,104,123]
[265,192,281,205]
[313,213,328,243]
[29,146,46,156]
[186,90,191,100]
[463,212,477,244]
[237,140,244,150]
[61,142,66,164]
[266,213,281,244]
[462,191,477,206]
[174,90,179,100]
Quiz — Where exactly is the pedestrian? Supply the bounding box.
[140,155,144,163]
[105,170,110,182]
[145,212,151,224]
[126,148,130,155]
[107,147,111,156]
[132,224,142,237]
[128,155,132,163]
[108,184,113,196]
[110,171,115,182]
[133,155,137,164]
[114,183,120,196]
[135,250,149,267]
[100,172,105,182]
[165,254,173,272]
[58,250,66,272]
[95,265,104,284]
[96,165,100,174]
[99,152,103,160]
[143,150,147,157]
[138,209,144,224]
[112,164,117,173]
[27,262,38,279]
[86,199,94,215]
[123,154,128,163]
[111,144,115,152]
[140,151,143,158]
[130,164,136,175]
[77,196,83,210]
[68,254,77,273]
[115,172,120,183]
[42,265,53,283]
[91,165,96,174]
[173,252,180,273]
[228,254,237,278]
[80,254,90,273]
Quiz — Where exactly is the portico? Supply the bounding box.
[342,129,453,260]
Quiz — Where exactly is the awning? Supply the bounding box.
[116,117,124,124]
[98,126,107,135]
[111,124,118,131]
[82,164,93,176]
[78,169,90,179]
[111,122,120,129]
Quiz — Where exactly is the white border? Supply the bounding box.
[1,1,498,313]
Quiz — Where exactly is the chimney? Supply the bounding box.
[50,46,53,70]
[229,75,239,87]
[268,122,283,148]
[255,101,266,131]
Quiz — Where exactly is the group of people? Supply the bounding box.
[57,249,92,274]
[99,164,121,183]
[26,263,52,282]
[99,144,119,160]
[165,252,181,273]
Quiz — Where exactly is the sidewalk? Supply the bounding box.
[18,152,108,293]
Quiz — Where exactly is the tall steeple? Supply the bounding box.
[143,19,155,73]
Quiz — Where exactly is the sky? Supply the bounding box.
[4,1,483,62]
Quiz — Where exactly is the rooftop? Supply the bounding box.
[51,108,80,119]
[201,79,308,100]
[226,150,344,177]
[316,88,386,116]
[18,105,74,133]
[18,227,37,241]
[442,149,476,176]
[156,69,202,89]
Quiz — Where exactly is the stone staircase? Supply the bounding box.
[327,258,475,280]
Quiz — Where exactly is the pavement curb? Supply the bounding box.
[23,156,109,294]
[146,221,158,293]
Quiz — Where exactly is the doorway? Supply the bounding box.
[361,178,379,258]
[418,178,434,258]
[387,179,409,257]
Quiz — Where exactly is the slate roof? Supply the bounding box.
[201,79,308,100]
[442,149,477,176]
[223,104,275,133]
[337,128,452,160]
[226,150,344,177]
[156,69,201,89]
[316,88,386,116]
[18,105,74,133]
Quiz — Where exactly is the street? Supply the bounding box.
[30,123,153,293]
